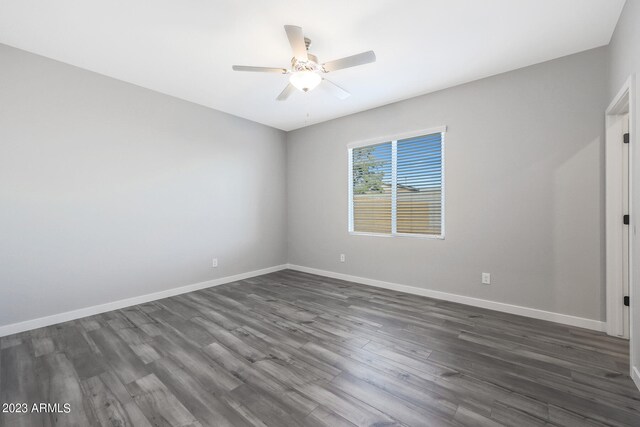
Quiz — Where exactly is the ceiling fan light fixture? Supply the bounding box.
[289,70,321,92]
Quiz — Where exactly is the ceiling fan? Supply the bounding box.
[232,25,376,101]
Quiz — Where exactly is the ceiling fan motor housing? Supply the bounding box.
[291,53,319,71]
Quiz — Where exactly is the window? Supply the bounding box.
[348,128,445,238]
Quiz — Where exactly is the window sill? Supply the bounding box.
[348,231,445,240]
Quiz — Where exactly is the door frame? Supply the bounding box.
[606,76,634,339]
[605,77,634,338]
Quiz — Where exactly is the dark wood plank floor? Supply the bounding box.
[1,269,639,426]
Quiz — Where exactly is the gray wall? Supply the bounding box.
[608,0,640,375]
[0,44,287,328]
[608,0,640,99]
[0,24,622,330]
[287,47,608,321]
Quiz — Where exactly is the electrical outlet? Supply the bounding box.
[482,272,491,285]
[340,254,346,263]
[212,258,218,268]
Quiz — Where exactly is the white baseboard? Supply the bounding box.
[286,264,606,332]
[0,264,288,338]
[0,263,606,337]
[633,367,640,392]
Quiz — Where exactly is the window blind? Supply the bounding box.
[396,133,443,236]
[349,131,444,237]
[351,142,392,233]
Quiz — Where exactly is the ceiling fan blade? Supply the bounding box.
[232,65,288,73]
[284,25,308,61]
[321,78,350,100]
[276,83,296,101]
[322,50,376,73]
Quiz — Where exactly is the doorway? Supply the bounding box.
[606,86,631,339]
[606,75,638,390]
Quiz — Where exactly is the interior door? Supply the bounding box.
[632,81,640,389]
[623,113,630,339]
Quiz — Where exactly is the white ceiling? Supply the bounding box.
[0,0,625,131]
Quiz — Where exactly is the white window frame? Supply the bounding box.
[347,126,447,240]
